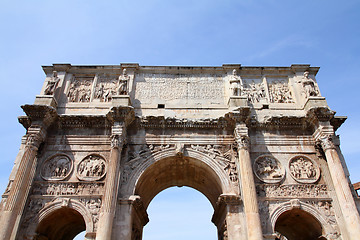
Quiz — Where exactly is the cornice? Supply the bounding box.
[106,106,135,126]
[20,104,58,129]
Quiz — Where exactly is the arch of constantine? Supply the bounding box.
[0,63,360,240]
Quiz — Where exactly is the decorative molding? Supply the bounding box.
[139,116,230,129]
[257,184,328,198]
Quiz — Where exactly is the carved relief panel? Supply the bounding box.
[289,156,320,183]
[40,154,73,181]
[77,154,107,181]
[67,74,94,102]
[242,78,267,103]
[253,155,285,183]
[94,74,118,102]
[266,78,294,103]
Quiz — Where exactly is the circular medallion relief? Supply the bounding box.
[289,156,320,183]
[41,154,73,181]
[77,154,106,181]
[253,155,285,183]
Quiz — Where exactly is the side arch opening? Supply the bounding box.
[274,208,324,240]
[35,207,86,240]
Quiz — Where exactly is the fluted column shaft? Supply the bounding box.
[319,134,360,239]
[0,127,45,240]
[96,122,125,240]
[235,123,263,240]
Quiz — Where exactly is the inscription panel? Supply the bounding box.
[134,73,225,107]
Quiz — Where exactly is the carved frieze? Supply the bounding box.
[253,155,285,183]
[95,74,118,102]
[257,184,328,198]
[77,155,106,181]
[67,75,94,102]
[242,79,266,103]
[40,154,73,181]
[32,182,104,196]
[289,156,320,183]
[268,80,294,103]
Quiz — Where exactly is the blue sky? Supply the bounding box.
[1,1,359,239]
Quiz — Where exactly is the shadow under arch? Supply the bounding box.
[270,200,337,240]
[31,198,94,240]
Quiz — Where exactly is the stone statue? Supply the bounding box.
[117,68,129,95]
[229,69,243,96]
[301,71,319,98]
[44,71,60,95]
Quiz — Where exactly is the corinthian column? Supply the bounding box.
[0,126,45,240]
[318,134,360,239]
[96,122,125,240]
[234,123,263,240]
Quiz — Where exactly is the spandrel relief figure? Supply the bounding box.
[44,71,60,95]
[77,154,106,181]
[40,154,73,181]
[254,155,285,183]
[301,71,319,98]
[229,69,243,96]
[117,68,130,95]
[289,156,320,183]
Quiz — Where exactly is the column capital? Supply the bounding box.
[234,123,250,150]
[110,122,126,149]
[318,134,336,151]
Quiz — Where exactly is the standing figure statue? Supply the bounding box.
[301,71,319,98]
[117,68,130,95]
[229,69,243,96]
[44,71,60,95]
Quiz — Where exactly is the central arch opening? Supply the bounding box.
[133,155,229,240]
[143,186,217,240]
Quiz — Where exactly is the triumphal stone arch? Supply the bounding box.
[0,63,360,240]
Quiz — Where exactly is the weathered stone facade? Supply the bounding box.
[0,63,359,240]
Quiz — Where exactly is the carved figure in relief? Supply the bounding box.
[41,155,72,181]
[269,81,294,103]
[230,69,243,96]
[301,71,319,98]
[223,147,239,182]
[67,80,79,102]
[289,157,318,182]
[244,80,266,103]
[254,156,284,183]
[44,71,60,95]
[117,68,129,95]
[77,155,106,180]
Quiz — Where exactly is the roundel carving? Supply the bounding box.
[253,155,285,183]
[41,154,73,181]
[289,156,320,183]
[77,154,106,181]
